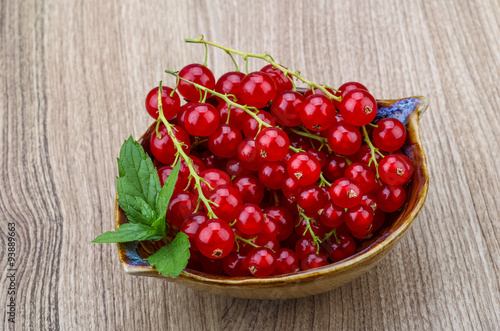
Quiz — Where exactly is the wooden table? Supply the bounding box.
[2,0,499,330]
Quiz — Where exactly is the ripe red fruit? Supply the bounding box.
[239,72,277,108]
[301,253,328,270]
[303,87,336,99]
[260,64,293,92]
[330,177,363,208]
[376,184,407,212]
[295,214,329,239]
[297,185,328,213]
[273,248,299,275]
[150,125,191,165]
[208,124,242,158]
[258,161,287,190]
[236,203,265,235]
[199,168,232,197]
[232,175,265,204]
[372,118,407,152]
[237,138,266,171]
[378,154,414,186]
[180,213,209,251]
[345,205,374,234]
[184,103,220,137]
[166,192,198,227]
[319,201,345,228]
[214,71,245,102]
[264,206,294,241]
[324,232,356,262]
[351,145,383,173]
[225,158,254,177]
[218,102,247,130]
[287,152,321,186]
[145,86,180,120]
[178,64,216,102]
[244,247,277,277]
[270,91,304,126]
[257,215,280,242]
[322,154,348,181]
[344,162,379,194]
[339,89,377,126]
[242,111,276,138]
[281,175,302,200]
[223,252,249,276]
[299,94,335,131]
[255,127,290,161]
[295,237,326,260]
[209,185,244,222]
[327,122,362,155]
[196,219,235,259]
[157,166,188,194]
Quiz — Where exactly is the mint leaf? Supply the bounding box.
[151,216,167,240]
[92,223,157,243]
[136,197,156,225]
[146,232,190,277]
[156,160,181,221]
[117,136,161,213]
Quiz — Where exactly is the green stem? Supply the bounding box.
[323,227,339,243]
[226,51,240,72]
[319,173,332,187]
[298,211,322,253]
[362,125,382,178]
[203,43,208,66]
[157,82,217,218]
[234,234,260,252]
[184,36,341,101]
[289,128,327,144]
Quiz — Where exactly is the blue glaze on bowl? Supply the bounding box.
[122,241,149,266]
[374,98,420,125]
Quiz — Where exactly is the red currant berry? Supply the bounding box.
[244,247,277,277]
[232,175,265,205]
[166,192,198,227]
[319,201,345,227]
[370,209,386,233]
[218,102,247,130]
[178,64,216,102]
[257,215,280,242]
[239,72,277,108]
[270,91,304,126]
[301,253,328,270]
[273,248,299,275]
[339,89,377,126]
[254,237,280,251]
[178,155,206,178]
[376,184,406,212]
[303,87,336,98]
[297,185,328,213]
[295,214,329,239]
[330,177,363,208]
[345,205,374,234]
[327,122,362,155]
[344,162,379,194]
[264,206,294,241]
[214,71,245,102]
[280,195,299,215]
[209,185,243,222]
[180,213,209,250]
[225,158,254,177]
[242,111,276,138]
[337,82,368,97]
[184,103,220,137]
[299,94,335,131]
[150,125,191,165]
[196,219,235,259]
[236,203,265,235]
[237,138,266,171]
[199,168,231,197]
[295,237,325,260]
[360,193,379,213]
[351,145,383,173]
[145,86,180,120]
[260,64,293,92]
[258,161,287,190]
[378,154,414,186]
[372,118,407,152]
[324,232,356,262]
[323,154,348,181]
[197,150,224,169]
[208,124,243,158]
[287,152,321,185]
[175,103,194,130]
[157,166,188,194]
[223,252,249,277]
[305,148,327,168]
[255,127,290,162]
[281,175,302,200]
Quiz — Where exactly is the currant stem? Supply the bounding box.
[234,233,260,252]
[319,173,332,187]
[298,210,322,253]
[361,125,382,178]
[289,128,327,144]
[323,227,340,244]
[226,51,240,72]
[156,82,217,218]
[184,36,341,101]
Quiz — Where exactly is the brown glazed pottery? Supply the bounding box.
[114,96,429,299]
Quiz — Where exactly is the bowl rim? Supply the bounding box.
[115,96,429,286]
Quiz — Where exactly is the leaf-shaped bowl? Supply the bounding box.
[115,96,429,299]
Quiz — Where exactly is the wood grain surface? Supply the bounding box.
[1,0,499,330]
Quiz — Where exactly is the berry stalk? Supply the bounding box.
[298,211,322,253]
[184,36,341,102]
[156,82,218,218]
[361,125,383,178]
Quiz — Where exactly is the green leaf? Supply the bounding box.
[91,223,157,243]
[151,216,167,239]
[146,232,190,277]
[136,197,156,225]
[117,136,161,213]
[156,160,181,220]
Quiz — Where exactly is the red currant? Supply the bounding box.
[199,168,231,197]
[351,145,383,173]
[242,111,276,138]
[378,154,414,186]
[208,124,243,158]
[225,158,254,177]
[184,103,220,137]
[327,122,362,155]
[232,175,265,205]
[372,118,407,152]
[218,102,247,130]
[301,253,328,270]
[295,214,329,239]
[150,125,191,165]
[244,247,277,277]
[178,64,216,102]
[303,87,336,98]
[166,191,198,227]
[345,205,374,235]
[324,232,356,262]
[257,215,280,242]
[214,71,245,102]
[260,64,293,92]
[239,72,277,108]
[319,201,345,227]
[237,138,266,171]
[236,203,265,235]
[281,175,302,200]
[297,185,328,213]
[258,161,287,190]
[287,152,321,185]
[209,185,244,222]
[376,184,406,212]
[180,213,209,250]
[299,94,335,131]
[264,206,294,241]
[305,148,327,168]
[339,89,378,126]
[255,127,290,161]
[295,237,326,260]
[157,166,188,194]
[344,162,379,194]
[360,193,378,213]
[322,154,348,181]
[223,252,249,276]
[330,177,363,208]
[270,91,304,126]
[196,219,235,259]
[145,86,180,120]
[273,248,299,275]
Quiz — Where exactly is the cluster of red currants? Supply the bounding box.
[145,62,413,277]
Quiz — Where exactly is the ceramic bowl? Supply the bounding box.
[115,96,429,299]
